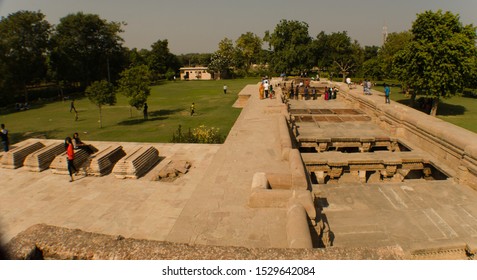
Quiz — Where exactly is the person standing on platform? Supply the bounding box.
[384,83,391,104]
[1,124,9,152]
[65,137,77,182]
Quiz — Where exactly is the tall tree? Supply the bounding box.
[378,31,412,79]
[147,39,180,80]
[267,20,312,74]
[209,38,236,79]
[235,32,262,71]
[50,12,124,87]
[116,65,152,117]
[314,31,363,82]
[394,10,477,116]
[85,80,116,128]
[0,10,51,102]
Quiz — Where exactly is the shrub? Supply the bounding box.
[171,124,224,144]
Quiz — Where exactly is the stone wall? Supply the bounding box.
[339,85,477,190]
[5,224,404,260]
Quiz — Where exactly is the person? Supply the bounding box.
[363,80,368,95]
[143,103,148,120]
[1,124,9,152]
[269,84,274,99]
[328,87,334,99]
[384,83,391,104]
[190,102,195,116]
[324,87,329,100]
[304,86,309,100]
[65,137,77,182]
[367,80,372,95]
[259,83,264,99]
[346,77,352,88]
[223,85,227,94]
[264,80,270,98]
[312,87,317,100]
[73,132,94,154]
[333,87,339,99]
[70,99,77,113]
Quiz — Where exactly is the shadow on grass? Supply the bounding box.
[118,109,183,126]
[149,108,183,117]
[9,130,60,145]
[395,98,466,116]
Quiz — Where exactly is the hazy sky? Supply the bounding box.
[1,0,476,54]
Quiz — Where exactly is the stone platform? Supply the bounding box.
[2,78,477,259]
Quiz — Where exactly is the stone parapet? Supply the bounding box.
[5,224,405,260]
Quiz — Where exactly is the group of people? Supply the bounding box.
[324,86,339,100]
[64,132,94,182]
[259,77,275,99]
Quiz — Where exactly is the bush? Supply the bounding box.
[171,124,224,144]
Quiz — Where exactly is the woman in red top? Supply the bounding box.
[65,137,77,182]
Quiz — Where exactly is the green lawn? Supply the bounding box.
[0,78,257,144]
[373,85,477,133]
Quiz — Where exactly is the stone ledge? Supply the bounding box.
[4,224,405,260]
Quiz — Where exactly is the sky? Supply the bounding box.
[0,0,476,54]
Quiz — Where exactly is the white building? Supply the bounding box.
[179,67,214,80]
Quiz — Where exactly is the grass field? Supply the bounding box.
[0,78,258,144]
[373,85,477,133]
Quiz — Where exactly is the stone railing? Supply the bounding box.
[339,84,477,190]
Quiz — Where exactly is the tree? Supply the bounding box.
[394,10,477,116]
[314,31,363,82]
[267,20,313,74]
[361,45,381,79]
[147,39,180,80]
[50,12,124,87]
[209,38,236,79]
[177,53,212,67]
[85,80,116,128]
[378,31,412,79]
[235,32,262,71]
[0,10,51,102]
[116,65,152,117]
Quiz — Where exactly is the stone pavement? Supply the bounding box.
[0,142,221,244]
[0,82,295,249]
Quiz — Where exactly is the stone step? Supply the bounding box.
[24,142,65,172]
[50,149,91,175]
[1,141,45,169]
[113,146,159,179]
[86,145,126,176]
